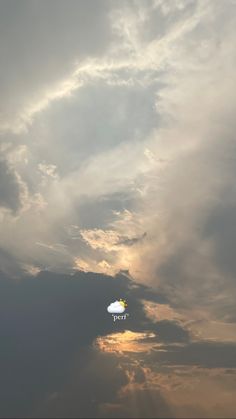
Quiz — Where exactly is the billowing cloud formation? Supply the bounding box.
[0,1,236,417]
[0,270,235,418]
[107,300,125,314]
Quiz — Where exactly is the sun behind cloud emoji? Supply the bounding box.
[107,299,128,314]
[118,299,128,309]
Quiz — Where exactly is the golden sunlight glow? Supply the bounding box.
[96,330,156,354]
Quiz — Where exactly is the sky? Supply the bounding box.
[0,0,236,417]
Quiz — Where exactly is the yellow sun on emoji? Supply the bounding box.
[119,299,128,309]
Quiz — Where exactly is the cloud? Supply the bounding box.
[0,1,236,415]
[1,268,234,418]
[150,341,236,369]
[0,0,114,133]
[107,300,125,314]
[0,269,178,417]
[116,232,147,247]
[0,158,22,213]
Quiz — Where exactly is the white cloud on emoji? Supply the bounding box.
[107,301,125,314]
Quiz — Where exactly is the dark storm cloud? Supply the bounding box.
[151,341,236,369]
[152,320,190,343]
[0,269,178,418]
[0,158,21,212]
[36,349,128,418]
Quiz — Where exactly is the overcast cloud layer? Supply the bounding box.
[0,0,236,417]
